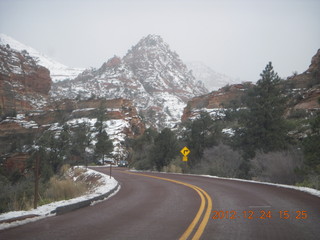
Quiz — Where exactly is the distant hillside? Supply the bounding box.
[186,61,238,91]
[0,34,84,82]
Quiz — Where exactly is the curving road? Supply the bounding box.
[1,167,319,240]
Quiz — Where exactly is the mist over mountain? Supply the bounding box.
[186,61,238,91]
[0,34,84,82]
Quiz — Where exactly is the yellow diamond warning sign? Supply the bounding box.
[180,146,190,157]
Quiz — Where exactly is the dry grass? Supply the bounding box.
[44,176,88,202]
[43,166,102,203]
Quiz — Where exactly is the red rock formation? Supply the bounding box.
[182,83,253,121]
[0,45,51,113]
[3,153,29,174]
[286,49,320,111]
[308,49,320,73]
[286,49,320,89]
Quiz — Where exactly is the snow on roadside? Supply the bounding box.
[130,169,320,198]
[200,174,320,198]
[0,166,119,230]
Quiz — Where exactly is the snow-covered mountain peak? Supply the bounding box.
[134,34,166,49]
[0,33,84,82]
[52,35,208,129]
[123,35,206,96]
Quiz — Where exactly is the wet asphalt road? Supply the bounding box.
[1,167,319,240]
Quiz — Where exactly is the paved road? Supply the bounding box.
[1,167,319,239]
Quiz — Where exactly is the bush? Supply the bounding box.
[163,157,183,173]
[297,173,320,190]
[132,158,153,170]
[0,175,34,213]
[288,109,309,119]
[250,148,303,185]
[192,144,242,178]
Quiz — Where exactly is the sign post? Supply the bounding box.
[180,146,190,161]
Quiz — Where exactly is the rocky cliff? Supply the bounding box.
[284,49,320,113]
[0,44,51,113]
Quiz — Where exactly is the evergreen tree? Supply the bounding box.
[94,101,107,133]
[182,112,221,166]
[303,99,320,172]
[129,128,158,170]
[95,130,114,164]
[93,101,114,164]
[70,122,92,166]
[150,128,178,171]
[235,62,288,159]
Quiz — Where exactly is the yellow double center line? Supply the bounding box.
[124,172,212,240]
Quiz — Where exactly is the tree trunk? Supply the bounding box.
[34,155,40,209]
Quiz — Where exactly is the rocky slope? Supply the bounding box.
[0,98,145,160]
[0,34,84,82]
[181,83,253,121]
[0,43,51,113]
[285,49,320,112]
[182,49,320,122]
[186,61,237,91]
[51,35,208,129]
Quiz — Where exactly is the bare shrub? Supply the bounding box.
[0,176,34,212]
[250,148,303,185]
[163,157,183,173]
[194,144,242,178]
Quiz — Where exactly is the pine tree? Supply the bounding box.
[95,130,113,164]
[236,62,288,159]
[150,128,178,171]
[129,128,158,170]
[303,98,320,172]
[93,101,113,164]
[71,122,92,166]
[182,112,221,166]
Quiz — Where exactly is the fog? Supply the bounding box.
[1,0,319,82]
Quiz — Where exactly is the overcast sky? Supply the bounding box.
[0,0,319,82]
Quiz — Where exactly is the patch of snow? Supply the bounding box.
[222,128,235,136]
[72,108,95,113]
[200,174,320,198]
